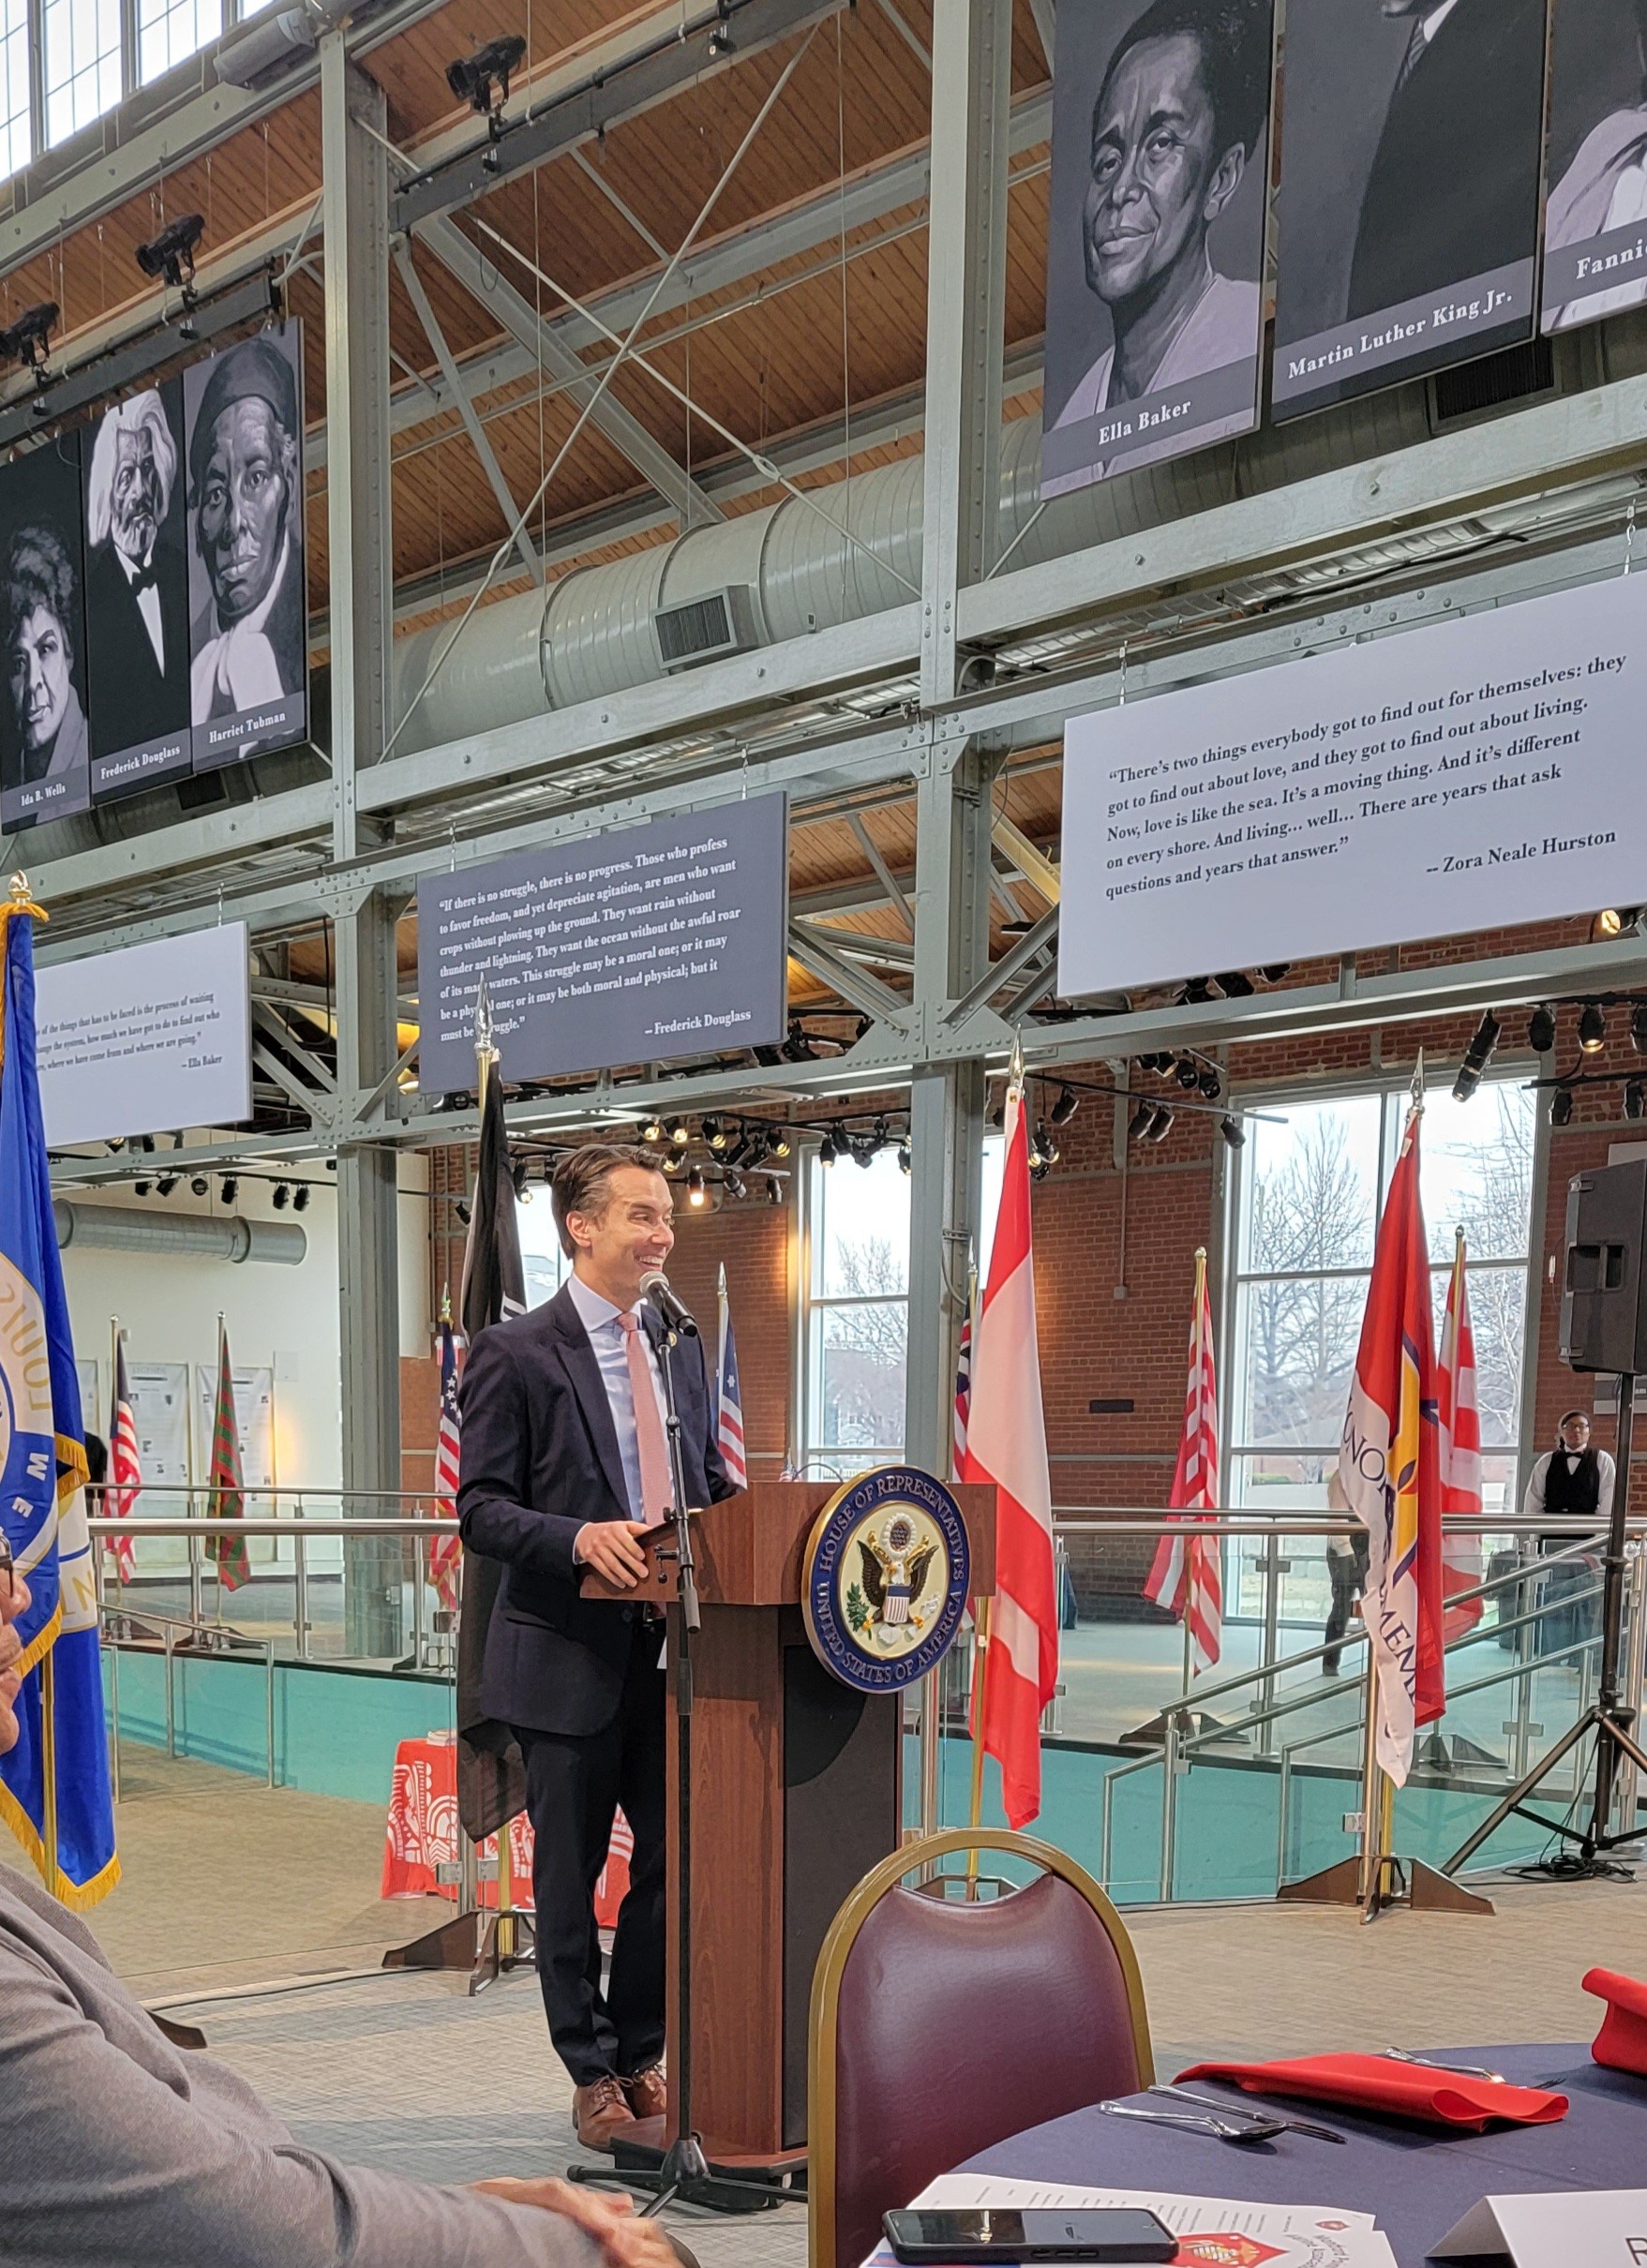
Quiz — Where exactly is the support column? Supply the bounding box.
[322,37,401,1656]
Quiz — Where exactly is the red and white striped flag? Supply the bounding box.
[952,1296,972,1480]
[1436,1230,1485,1644]
[1144,1249,1223,1672]
[428,1306,463,1612]
[106,1333,141,1584]
[715,1263,748,1490]
[963,1070,1057,1829]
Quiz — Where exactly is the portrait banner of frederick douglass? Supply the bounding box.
[82,379,192,803]
[183,324,307,775]
[1041,0,1275,500]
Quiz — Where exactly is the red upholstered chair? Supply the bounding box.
[808,1828,1154,2268]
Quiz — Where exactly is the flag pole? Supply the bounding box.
[109,1316,123,1601]
[40,1645,58,1892]
[470,981,514,1962]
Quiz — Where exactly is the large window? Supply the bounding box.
[136,0,218,85]
[5,0,228,172]
[801,1138,1003,1476]
[41,0,122,145]
[516,1189,570,1310]
[0,0,29,179]
[1228,1078,1536,1525]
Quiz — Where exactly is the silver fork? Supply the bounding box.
[1381,2049,1505,2082]
[1148,2083,1346,2142]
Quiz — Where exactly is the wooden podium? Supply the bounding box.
[583,1480,995,2171]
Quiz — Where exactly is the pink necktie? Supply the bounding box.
[618,1311,673,1525]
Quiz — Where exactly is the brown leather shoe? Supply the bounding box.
[574,2073,638,2152]
[621,2062,667,2121]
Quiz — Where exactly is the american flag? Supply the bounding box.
[716,1263,748,1490]
[106,1333,140,1584]
[1144,1248,1224,1673]
[1436,1229,1484,1643]
[952,1299,972,1479]
[429,1306,463,1611]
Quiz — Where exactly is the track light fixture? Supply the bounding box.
[1632,1004,1647,1057]
[0,300,58,386]
[293,1185,309,1213]
[703,1117,727,1151]
[819,1130,838,1166]
[725,1169,746,1201]
[220,1176,238,1205]
[135,211,205,298]
[456,1199,472,1224]
[1220,1114,1246,1149]
[1452,1010,1501,1103]
[768,1129,792,1158]
[1197,1066,1222,1101]
[661,1151,684,1175]
[133,1179,152,1198]
[851,1134,876,1169]
[1180,977,1213,1005]
[446,33,527,137]
[1127,1099,1155,1141]
[1580,1002,1608,1053]
[1145,1103,1175,1144]
[686,1165,707,1207]
[1213,971,1254,999]
[1528,1004,1557,1053]
[707,0,735,58]
[1551,1087,1575,1127]
[897,1138,911,1174]
[156,1174,178,1197]
[510,1155,531,1198]
[272,1183,291,1209]
[1174,1056,1200,1091]
[641,1116,665,1144]
[667,1116,691,1146]
[1259,964,1291,982]
[1628,1081,1646,1123]
[1033,1121,1060,1167]
[1050,1086,1080,1127]
[766,1175,784,1203]
[190,1176,209,1198]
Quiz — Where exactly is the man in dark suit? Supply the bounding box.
[457,1144,734,2152]
[1346,0,1549,324]
[83,390,190,764]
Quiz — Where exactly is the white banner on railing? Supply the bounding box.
[1059,572,1647,998]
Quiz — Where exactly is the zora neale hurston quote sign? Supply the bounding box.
[417,794,788,1093]
[1058,570,1647,1000]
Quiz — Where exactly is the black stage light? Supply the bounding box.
[133,1179,152,1197]
[1452,1063,1482,1104]
[686,1165,707,1207]
[768,1128,792,1158]
[1580,1002,1607,1053]
[135,212,205,295]
[765,1175,783,1203]
[703,1117,727,1151]
[1145,1103,1175,1143]
[0,300,58,381]
[293,1185,310,1213]
[1528,1004,1557,1054]
[140,1133,156,1152]
[1454,1010,1501,1101]
[220,1175,238,1205]
[1627,1081,1646,1123]
[725,1170,746,1201]
[1632,1003,1647,1056]
[190,1176,209,1197]
[897,1138,911,1174]
[1259,964,1291,982]
[446,33,527,120]
[510,1154,531,1197]
[107,1136,127,1153]
[668,1116,691,1146]
[1198,1067,1222,1101]
[456,1199,472,1224]
[1551,1088,1575,1127]
[1175,1057,1200,1091]
[1050,1086,1080,1127]
[1220,1114,1246,1149]
[852,1135,876,1169]
[662,1151,684,1175]
[641,1115,665,1144]
[1214,971,1254,998]
[272,1183,291,1209]
[1034,1121,1060,1167]
[156,1174,178,1197]
[707,0,735,58]
[1128,1100,1156,1141]
[1181,977,1213,1005]
[819,1131,838,1166]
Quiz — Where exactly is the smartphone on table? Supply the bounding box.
[883,2205,1178,2263]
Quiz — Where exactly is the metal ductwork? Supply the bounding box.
[53,1200,307,1265]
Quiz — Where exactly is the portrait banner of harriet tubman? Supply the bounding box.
[1041,0,1275,500]
[183,324,308,774]
[1271,0,1549,422]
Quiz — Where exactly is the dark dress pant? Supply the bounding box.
[513,1627,666,2089]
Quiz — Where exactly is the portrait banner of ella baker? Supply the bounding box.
[1040,0,1275,500]
[0,432,92,834]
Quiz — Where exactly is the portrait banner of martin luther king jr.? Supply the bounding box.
[82,379,193,804]
[1271,0,1549,422]
[183,325,308,774]
[1041,0,1276,500]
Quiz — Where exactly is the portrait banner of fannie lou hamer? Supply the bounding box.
[1271,0,1547,421]
[182,326,308,775]
[1542,0,1647,335]
[1040,0,1276,500]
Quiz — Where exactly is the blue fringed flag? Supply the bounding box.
[0,890,118,1906]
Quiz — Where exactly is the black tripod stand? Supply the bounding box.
[567,1291,801,2218]
[1445,1375,1647,1883]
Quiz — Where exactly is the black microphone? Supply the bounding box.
[640,1269,698,1337]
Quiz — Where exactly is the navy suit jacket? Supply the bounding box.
[457,1279,735,1737]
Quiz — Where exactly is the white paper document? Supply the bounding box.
[861,2173,1396,2268]
[1433,2189,1647,2263]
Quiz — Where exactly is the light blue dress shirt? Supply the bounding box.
[566,1271,669,1524]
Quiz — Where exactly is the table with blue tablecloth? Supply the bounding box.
[954,2046,1646,2264]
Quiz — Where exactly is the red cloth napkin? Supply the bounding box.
[1583,1965,1647,2073]
[1174,2053,1567,2131]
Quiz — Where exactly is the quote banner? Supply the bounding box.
[1059,571,1647,998]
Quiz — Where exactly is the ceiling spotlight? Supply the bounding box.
[769,1129,792,1158]
[1628,1080,1646,1122]
[725,1169,746,1201]
[662,1150,685,1175]
[1452,1063,1482,1104]
[1050,1086,1080,1127]
[1197,1067,1222,1101]
[446,32,527,133]
[272,1182,291,1209]
[1175,1057,1200,1091]
[707,0,736,58]
[1528,1004,1557,1053]
[292,1185,310,1213]
[456,1199,472,1224]
[1454,1010,1501,1100]
[140,1133,156,1153]
[1632,1004,1647,1056]
[1593,909,1626,942]
[133,1178,152,1197]
[0,299,58,384]
[156,1174,177,1197]
[703,1117,727,1151]
[1181,977,1213,1005]
[509,1154,531,1197]
[1551,1087,1575,1127]
[766,1175,784,1203]
[1259,964,1291,982]
[668,1116,691,1146]
[1214,971,1254,998]
[641,1116,665,1144]
[1220,1113,1246,1149]
[852,1134,876,1169]
[819,1131,838,1166]
[1127,1099,1156,1141]
[190,1176,209,1197]
[220,1176,238,1205]
[1579,1002,1607,1053]
[135,211,205,296]
[1034,1121,1060,1167]
[686,1165,707,1207]
[1145,1103,1175,1144]
[106,1136,127,1154]
[897,1138,912,1174]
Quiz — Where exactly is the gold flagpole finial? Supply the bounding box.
[1008,1035,1025,1098]
[1410,1049,1426,1109]
[5,871,45,920]
[439,1282,452,1325]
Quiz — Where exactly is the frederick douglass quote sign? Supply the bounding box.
[1059,572,1647,998]
[417,794,788,1092]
